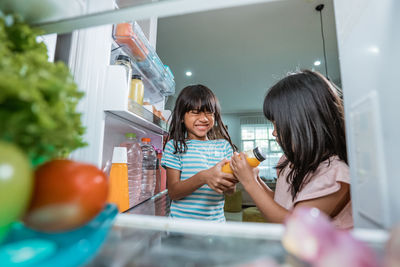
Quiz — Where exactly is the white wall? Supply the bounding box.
[222,113,241,149]
[334,0,400,229]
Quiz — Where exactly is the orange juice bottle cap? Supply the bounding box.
[142,138,151,142]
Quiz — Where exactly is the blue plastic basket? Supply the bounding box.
[0,204,118,267]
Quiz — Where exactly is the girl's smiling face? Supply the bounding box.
[184,109,215,140]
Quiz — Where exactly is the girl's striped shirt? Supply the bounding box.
[161,139,233,222]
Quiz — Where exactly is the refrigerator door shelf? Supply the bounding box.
[103,65,168,134]
[111,22,175,98]
[105,108,167,135]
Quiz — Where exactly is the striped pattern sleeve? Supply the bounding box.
[161,140,182,171]
[224,140,234,160]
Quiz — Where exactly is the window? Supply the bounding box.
[240,117,283,181]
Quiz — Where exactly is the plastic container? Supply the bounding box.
[129,75,144,105]
[164,65,174,80]
[222,147,267,174]
[113,23,148,61]
[140,138,157,200]
[114,54,132,87]
[137,57,161,80]
[107,147,129,212]
[119,133,142,207]
[0,204,117,267]
[155,77,175,96]
[151,52,165,75]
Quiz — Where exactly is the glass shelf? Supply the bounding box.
[86,214,297,267]
[106,101,168,134]
[86,211,388,267]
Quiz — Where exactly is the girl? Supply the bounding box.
[231,70,353,229]
[161,84,237,221]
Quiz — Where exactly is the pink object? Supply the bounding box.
[274,156,353,230]
[317,231,379,267]
[385,224,400,267]
[282,207,336,262]
[160,161,167,192]
[151,145,163,155]
[283,207,379,267]
[152,145,166,192]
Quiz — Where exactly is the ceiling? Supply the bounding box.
[156,0,340,114]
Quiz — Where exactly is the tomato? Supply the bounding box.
[0,142,33,243]
[23,159,108,232]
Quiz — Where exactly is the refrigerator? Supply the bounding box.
[38,0,399,230]
[0,0,398,265]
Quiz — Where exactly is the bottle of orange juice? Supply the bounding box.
[107,147,130,212]
[222,147,267,174]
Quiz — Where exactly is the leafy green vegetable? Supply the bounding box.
[0,14,86,166]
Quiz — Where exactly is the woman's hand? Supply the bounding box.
[230,152,258,186]
[203,159,237,194]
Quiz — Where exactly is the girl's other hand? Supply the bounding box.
[203,159,237,194]
[231,152,257,186]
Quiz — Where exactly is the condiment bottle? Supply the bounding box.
[115,55,132,87]
[222,147,267,174]
[129,74,144,105]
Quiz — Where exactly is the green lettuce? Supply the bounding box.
[0,14,86,166]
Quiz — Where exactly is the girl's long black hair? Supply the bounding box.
[166,84,237,154]
[263,70,347,200]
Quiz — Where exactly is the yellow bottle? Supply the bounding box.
[107,147,130,212]
[129,74,144,105]
[222,147,267,174]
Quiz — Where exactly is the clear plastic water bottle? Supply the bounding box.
[119,133,142,206]
[140,137,157,200]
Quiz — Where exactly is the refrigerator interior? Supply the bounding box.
[102,112,164,171]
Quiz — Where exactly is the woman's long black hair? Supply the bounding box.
[263,70,347,200]
[166,84,237,154]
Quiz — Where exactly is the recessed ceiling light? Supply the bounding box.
[368,46,380,54]
[314,60,321,66]
[185,71,192,77]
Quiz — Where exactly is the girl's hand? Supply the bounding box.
[230,152,257,186]
[203,159,237,194]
